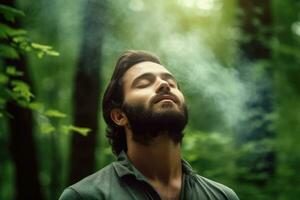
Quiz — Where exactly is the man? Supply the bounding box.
[59,50,239,200]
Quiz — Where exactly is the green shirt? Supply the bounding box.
[59,152,239,200]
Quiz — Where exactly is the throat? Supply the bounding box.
[149,176,182,200]
[128,134,182,179]
[127,134,183,198]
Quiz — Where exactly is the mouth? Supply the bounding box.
[153,94,179,104]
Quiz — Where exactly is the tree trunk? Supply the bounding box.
[1,0,45,199]
[68,0,105,185]
[239,0,272,59]
[6,57,44,200]
[238,0,275,187]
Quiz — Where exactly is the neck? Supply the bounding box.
[126,133,182,185]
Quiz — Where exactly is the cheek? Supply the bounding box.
[175,91,185,104]
[123,90,153,105]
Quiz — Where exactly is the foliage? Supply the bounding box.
[182,129,237,183]
[0,0,299,200]
[0,4,89,135]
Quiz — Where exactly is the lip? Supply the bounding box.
[153,94,179,104]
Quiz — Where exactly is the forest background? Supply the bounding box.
[0,0,299,199]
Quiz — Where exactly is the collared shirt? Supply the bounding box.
[59,152,239,200]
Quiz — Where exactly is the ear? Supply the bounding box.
[110,108,128,126]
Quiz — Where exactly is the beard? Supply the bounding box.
[122,100,188,145]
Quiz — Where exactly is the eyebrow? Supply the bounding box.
[131,72,177,88]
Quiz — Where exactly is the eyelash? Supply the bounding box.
[136,84,149,88]
[136,81,151,88]
[167,79,177,87]
[137,81,177,89]
[169,83,176,87]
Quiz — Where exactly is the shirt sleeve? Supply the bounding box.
[59,188,83,200]
[224,187,240,200]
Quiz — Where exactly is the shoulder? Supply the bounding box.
[59,188,82,200]
[190,174,239,200]
[59,163,117,200]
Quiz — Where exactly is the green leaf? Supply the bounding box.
[28,102,44,112]
[0,4,25,22]
[0,23,9,39]
[37,51,44,58]
[12,36,28,43]
[4,87,15,100]
[15,99,30,108]
[0,44,19,59]
[10,29,27,37]
[45,109,66,118]
[0,73,9,84]
[31,43,52,51]
[0,23,27,37]
[61,125,91,136]
[11,80,34,102]
[6,66,23,76]
[46,50,60,56]
[40,123,55,134]
[31,43,60,57]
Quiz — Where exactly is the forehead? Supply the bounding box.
[122,61,173,84]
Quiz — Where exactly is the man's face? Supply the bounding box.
[121,61,188,144]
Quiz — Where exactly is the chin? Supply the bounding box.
[155,100,179,109]
[155,107,180,115]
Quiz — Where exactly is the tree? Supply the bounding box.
[237,0,275,193]
[68,0,106,184]
[0,1,44,199]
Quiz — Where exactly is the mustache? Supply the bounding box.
[150,92,180,105]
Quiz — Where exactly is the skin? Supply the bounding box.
[111,61,186,200]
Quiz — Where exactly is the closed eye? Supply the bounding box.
[131,72,179,89]
[132,73,155,89]
[136,79,151,88]
[167,79,177,88]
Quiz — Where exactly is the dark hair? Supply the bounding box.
[102,50,161,155]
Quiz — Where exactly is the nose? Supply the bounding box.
[156,79,171,94]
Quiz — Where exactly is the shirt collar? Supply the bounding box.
[113,151,196,180]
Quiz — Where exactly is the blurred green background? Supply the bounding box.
[0,0,300,199]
